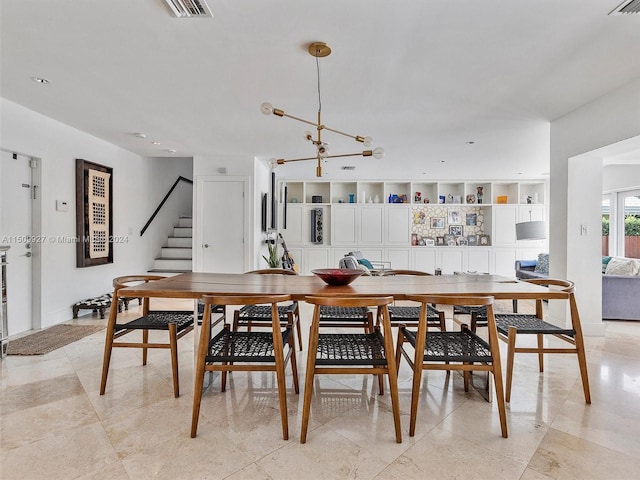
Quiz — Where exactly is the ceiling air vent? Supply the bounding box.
[341,166,356,171]
[609,0,640,15]
[163,0,213,18]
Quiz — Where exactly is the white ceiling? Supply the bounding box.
[2,0,640,180]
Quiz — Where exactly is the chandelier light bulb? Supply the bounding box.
[363,136,373,148]
[304,131,314,142]
[372,147,385,159]
[317,144,329,158]
[260,102,274,115]
[268,158,278,168]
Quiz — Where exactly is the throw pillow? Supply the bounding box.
[534,253,549,274]
[605,257,640,276]
[519,260,537,268]
[602,256,612,274]
[357,258,375,270]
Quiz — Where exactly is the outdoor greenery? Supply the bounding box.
[262,241,280,268]
[602,215,640,236]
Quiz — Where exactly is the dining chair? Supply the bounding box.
[191,294,299,440]
[100,275,194,398]
[493,278,591,404]
[378,269,446,330]
[232,268,303,350]
[301,295,402,444]
[396,294,508,438]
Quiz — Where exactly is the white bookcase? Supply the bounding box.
[277,179,547,275]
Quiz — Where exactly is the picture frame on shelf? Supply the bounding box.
[466,213,477,226]
[479,234,491,246]
[457,236,468,246]
[424,237,435,246]
[418,238,426,246]
[466,194,476,204]
[430,217,445,229]
[444,234,456,246]
[436,236,445,246]
[449,225,463,237]
[448,209,461,224]
[467,234,478,246]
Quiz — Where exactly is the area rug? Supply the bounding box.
[6,324,105,355]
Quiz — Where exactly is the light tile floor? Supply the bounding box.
[2,299,640,479]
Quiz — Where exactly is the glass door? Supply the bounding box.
[617,189,640,259]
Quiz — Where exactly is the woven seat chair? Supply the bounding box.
[191,294,299,440]
[493,278,591,404]
[232,269,303,351]
[301,296,402,444]
[396,295,508,438]
[100,275,194,398]
[378,269,446,330]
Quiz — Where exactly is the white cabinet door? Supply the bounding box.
[386,248,411,270]
[413,248,437,274]
[493,205,518,246]
[386,206,410,245]
[493,248,517,276]
[359,205,384,245]
[305,248,331,274]
[281,204,304,245]
[331,206,357,245]
[287,247,304,274]
[440,249,464,274]
[467,248,491,273]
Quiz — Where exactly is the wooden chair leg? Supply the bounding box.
[273,342,289,440]
[288,333,300,394]
[574,332,592,404]
[381,310,402,443]
[168,323,179,398]
[100,329,114,395]
[191,319,211,438]
[300,308,321,444]
[492,365,509,438]
[142,330,149,366]
[537,333,544,372]
[505,326,517,403]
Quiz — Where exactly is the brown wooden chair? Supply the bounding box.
[396,295,508,438]
[493,278,591,404]
[232,269,303,350]
[378,269,446,330]
[301,296,402,444]
[191,294,299,440]
[100,275,194,398]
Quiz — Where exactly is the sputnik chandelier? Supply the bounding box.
[261,42,384,177]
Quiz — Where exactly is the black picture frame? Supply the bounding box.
[261,193,268,232]
[76,159,113,267]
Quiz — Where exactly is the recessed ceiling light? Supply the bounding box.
[517,172,524,175]
[134,133,147,139]
[151,141,161,145]
[465,141,475,145]
[440,160,446,163]
[31,76,51,84]
[166,149,177,154]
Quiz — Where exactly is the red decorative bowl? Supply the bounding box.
[312,268,363,286]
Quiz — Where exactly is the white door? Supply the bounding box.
[0,151,34,335]
[199,178,246,273]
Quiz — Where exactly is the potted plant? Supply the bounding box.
[262,242,280,268]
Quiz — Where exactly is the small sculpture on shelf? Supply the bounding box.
[476,186,484,204]
[415,192,422,203]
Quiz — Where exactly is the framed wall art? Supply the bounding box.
[430,217,445,229]
[479,234,491,246]
[76,159,113,267]
[449,225,463,237]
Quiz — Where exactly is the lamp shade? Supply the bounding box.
[515,220,547,240]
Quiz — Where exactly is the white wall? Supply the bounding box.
[1,99,192,327]
[603,165,640,192]
[550,77,640,335]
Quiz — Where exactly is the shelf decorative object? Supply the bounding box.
[262,42,384,177]
[476,186,484,204]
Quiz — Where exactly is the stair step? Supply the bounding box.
[173,227,192,237]
[178,216,192,228]
[167,236,192,248]
[153,258,192,271]
[160,247,193,259]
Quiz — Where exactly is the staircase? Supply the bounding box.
[149,216,193,273]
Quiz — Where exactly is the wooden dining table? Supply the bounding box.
[120,271,570,301]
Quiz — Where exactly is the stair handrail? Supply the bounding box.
[140,176,193,236]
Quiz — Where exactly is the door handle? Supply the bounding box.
[24,252,32,258]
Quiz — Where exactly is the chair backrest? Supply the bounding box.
[406,294,494,308]
[379,269,431,277]
[245,268,298,275]
[112,275,166,314]
[522,278,574,293]
[305,295,394,309]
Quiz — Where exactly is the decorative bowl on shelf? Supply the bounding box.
[311,268,363,286]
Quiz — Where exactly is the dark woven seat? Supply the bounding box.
[100,275,195,398]
[318,305,374,332]
[115,311,193,331]
[191,294,299,441]
[396,294,508,438]
[301,296,402,444]
[233,270,303,350]
[453,305,488,331]
[491,279,590,404]
[388,305,446,330]
[206,328,293,363]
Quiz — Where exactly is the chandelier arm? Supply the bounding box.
[279,112,319,128]
[321,125,362,141]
